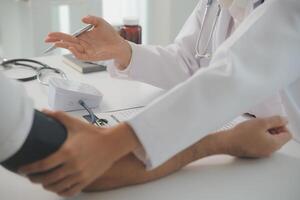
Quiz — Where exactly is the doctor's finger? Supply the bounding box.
[45,111,80,130]
[44,174,81,193]
[263,116,288,129]
[47,32,80,44]
[82,15,103,27]
[55,42,85,53]
[29,164,77,186]
[59,182,87,197]
[45,37,61,43]
[68,47,90,61]
[19,151,66,175]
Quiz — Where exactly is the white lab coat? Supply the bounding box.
[0,73,34,162]
[107,0,300,169]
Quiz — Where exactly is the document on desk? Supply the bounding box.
[83,106,251,131]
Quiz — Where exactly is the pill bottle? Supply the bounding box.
[119,17,142,44]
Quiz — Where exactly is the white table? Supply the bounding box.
[1,56,300,200]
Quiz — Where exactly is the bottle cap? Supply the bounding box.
[123,17,139,26]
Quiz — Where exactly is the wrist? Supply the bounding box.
[219,128,248,158]
[212,129,244,157]
[195,132,232,158]
[114,40,132,70]
[105,123,141,161]
[211,131,233,155]
[179,132,230,165]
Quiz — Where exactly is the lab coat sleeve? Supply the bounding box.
[0,73,34,162]
[127,0,300,169]
[107,1,207,90]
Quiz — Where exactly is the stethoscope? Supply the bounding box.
[0,58,67,86]
[0,57,110,126]
[195,0,222,60]
[195,0,265,60]
[0,57,108,126]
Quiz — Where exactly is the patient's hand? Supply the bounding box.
[223,116,292,158]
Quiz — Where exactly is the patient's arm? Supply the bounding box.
[84,117,291,192]
[84,132,225,192]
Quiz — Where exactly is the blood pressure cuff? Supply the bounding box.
[1,110,67,173]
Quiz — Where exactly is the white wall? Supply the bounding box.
[0,0,102,58]
[0,0,198,58]
[147,0,199,45]
[0,0,49,58]
[102,0,148,43]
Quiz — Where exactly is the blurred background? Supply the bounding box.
[0,0,198,58]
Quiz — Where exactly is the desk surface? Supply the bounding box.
[1,56,300,200]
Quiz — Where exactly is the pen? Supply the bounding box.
[43,24,94,54]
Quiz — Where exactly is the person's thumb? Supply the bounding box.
[82,15,102,27]
[45,110,75,130]
[263,116,289,130]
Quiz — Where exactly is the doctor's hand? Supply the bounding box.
[223,116,292,158]
[45,15,132,70]
[19,111,140,197]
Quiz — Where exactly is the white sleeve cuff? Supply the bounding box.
[132,146,153,170]
[106,42,140,80]
[106,60,131,79]
[127,112,179,170]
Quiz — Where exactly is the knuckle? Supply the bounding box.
[62,146,73,157]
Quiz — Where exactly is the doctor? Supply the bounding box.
[20,0,300,196]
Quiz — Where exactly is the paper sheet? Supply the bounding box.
[83,107,250,131]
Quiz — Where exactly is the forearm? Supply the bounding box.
[84,131,228,192]
[116,43,197,90]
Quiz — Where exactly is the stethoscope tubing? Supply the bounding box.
[1,58,67,85]
[195,0,221,60]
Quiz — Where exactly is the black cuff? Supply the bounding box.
[1,110,67,173]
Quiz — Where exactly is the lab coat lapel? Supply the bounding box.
[213,9,232,53]
[213,0,265,61]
